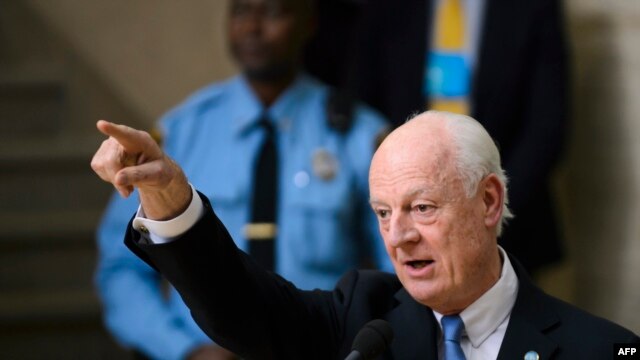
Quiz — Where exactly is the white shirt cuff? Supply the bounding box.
[132,184,204,244]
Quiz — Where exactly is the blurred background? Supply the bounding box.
[0,0,638,358]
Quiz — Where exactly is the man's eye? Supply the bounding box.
[376,209,390,219]
[415,204,432,213]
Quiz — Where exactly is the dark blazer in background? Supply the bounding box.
[126,195,638,360]
[305,0,570,273]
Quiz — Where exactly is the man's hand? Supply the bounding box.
[91,120,191,220]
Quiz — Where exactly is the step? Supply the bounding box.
[0,229,98,293]
[0,288,99,325]
[0,209,105,245]
[0,162,111,214]
[0,139,114,215]
[0,322,132,360]
[0,72,67,139]
[0,288,130,359]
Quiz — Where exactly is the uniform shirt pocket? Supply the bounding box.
[283,167,360,272]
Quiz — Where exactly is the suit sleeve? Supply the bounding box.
[125,193,350,359]
[95,192,207,360]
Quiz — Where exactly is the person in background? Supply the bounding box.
[305,0,570,275]
[95,0,391,359]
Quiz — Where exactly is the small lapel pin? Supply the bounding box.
[524,350,539,360]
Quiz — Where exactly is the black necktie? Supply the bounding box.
[247,116,278,271]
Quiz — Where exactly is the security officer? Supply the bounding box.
[95,0,391,359]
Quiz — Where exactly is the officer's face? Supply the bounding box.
[369,115,502,315]
[227,0,313,81]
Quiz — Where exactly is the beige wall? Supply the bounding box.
[22,0,640,333]
[560,0,640,332]
[25,0,237,123]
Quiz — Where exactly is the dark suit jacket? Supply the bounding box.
[126,194,638,360]
[305,0,570,273]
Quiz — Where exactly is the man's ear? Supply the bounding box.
[481,173,504,229]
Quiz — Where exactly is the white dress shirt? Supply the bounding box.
[433,247,519,360]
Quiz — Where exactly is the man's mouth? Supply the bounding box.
[406,260,434,269]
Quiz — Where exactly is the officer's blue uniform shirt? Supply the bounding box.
[96,74,393,360]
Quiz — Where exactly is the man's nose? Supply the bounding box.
[388,214,419,247]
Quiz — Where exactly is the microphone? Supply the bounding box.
[344,319,394,360]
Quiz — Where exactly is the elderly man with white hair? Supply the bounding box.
[91,111,638,359]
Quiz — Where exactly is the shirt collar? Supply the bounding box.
[230,72,313,136]
[433,246,519,348]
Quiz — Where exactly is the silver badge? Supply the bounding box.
[312,148,338,181]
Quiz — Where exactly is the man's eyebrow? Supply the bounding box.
[369,188,431,205]
[407,188,429,197]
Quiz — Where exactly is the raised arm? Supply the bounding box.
[90,120,344,358]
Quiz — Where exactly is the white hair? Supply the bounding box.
[409,111,514,235]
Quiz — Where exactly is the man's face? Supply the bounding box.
[227,0,312,81]
[369,120,501,314]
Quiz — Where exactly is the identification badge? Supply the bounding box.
[312,149,338,181]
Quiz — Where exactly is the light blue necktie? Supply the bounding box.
[441,315,466,360]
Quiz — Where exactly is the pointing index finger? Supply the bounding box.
[97,120,146,153]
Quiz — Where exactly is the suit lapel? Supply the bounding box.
[384,288,438,360]
[498,256,560,359]
[497,313,558,359]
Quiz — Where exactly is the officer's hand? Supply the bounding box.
[91,120,191,220]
